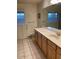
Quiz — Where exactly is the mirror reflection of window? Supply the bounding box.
[48,12,58,28]
[48,12,58,22]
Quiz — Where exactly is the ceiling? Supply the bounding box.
[18,0,42,4]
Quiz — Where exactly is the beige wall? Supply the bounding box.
[37,1,48,27]
[17,0,60,39]
[42,0,53,8]
[17,25,24,39]
[24,3,37,38]
[17,3,38,39]
[17,3,25,10]
[17,3,25,39]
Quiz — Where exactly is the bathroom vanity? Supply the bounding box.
[35,27,61,59]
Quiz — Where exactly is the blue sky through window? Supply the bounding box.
[17,12,24,24]
[48,13,58,22]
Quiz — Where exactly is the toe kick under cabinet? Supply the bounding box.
[35,27,61,59]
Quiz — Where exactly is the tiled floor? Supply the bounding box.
[17,38,46,59]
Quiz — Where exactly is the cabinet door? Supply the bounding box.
[47,45,56,59]
[57,54,61,59]
[41,36,47,56]
[56,47,61,59]
[38,32,42,48]
[35,30,38,43]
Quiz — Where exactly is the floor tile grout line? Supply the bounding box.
[23,38,34,59]
[28,39,36,59]
[17,38,46,59]
[22,39,25,59]
[17,39,24,59]
[27,39,34,59]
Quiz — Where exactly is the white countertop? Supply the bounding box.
[35,27,61,48]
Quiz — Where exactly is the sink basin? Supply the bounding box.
[50,31,61,39]
[46,27,61,35]
[45,27,61,39]
[56,31,61,36]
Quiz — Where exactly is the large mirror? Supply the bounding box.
[42,3,61,29]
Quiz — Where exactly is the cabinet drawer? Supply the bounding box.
[47,45,56,59]
[48,40,56,49]
[57,47,61,55]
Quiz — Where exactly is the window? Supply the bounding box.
[17,11,24,25]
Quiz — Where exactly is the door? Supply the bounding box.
[38,32,42,48]
[35,30,38,43]
[56,47,61,59]
[47,45,56,59]
[57,54,61,59]
[42,36,47,56]
[47,40,56,59]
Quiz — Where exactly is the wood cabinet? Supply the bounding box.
[35,30,38,43]
[56,47,61,59]
[34,30,61,59]
[47,45,56,59]
[47,40,56,59]
[38,32,42,48]
[57,54,61,59]
[41,36,47,56]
